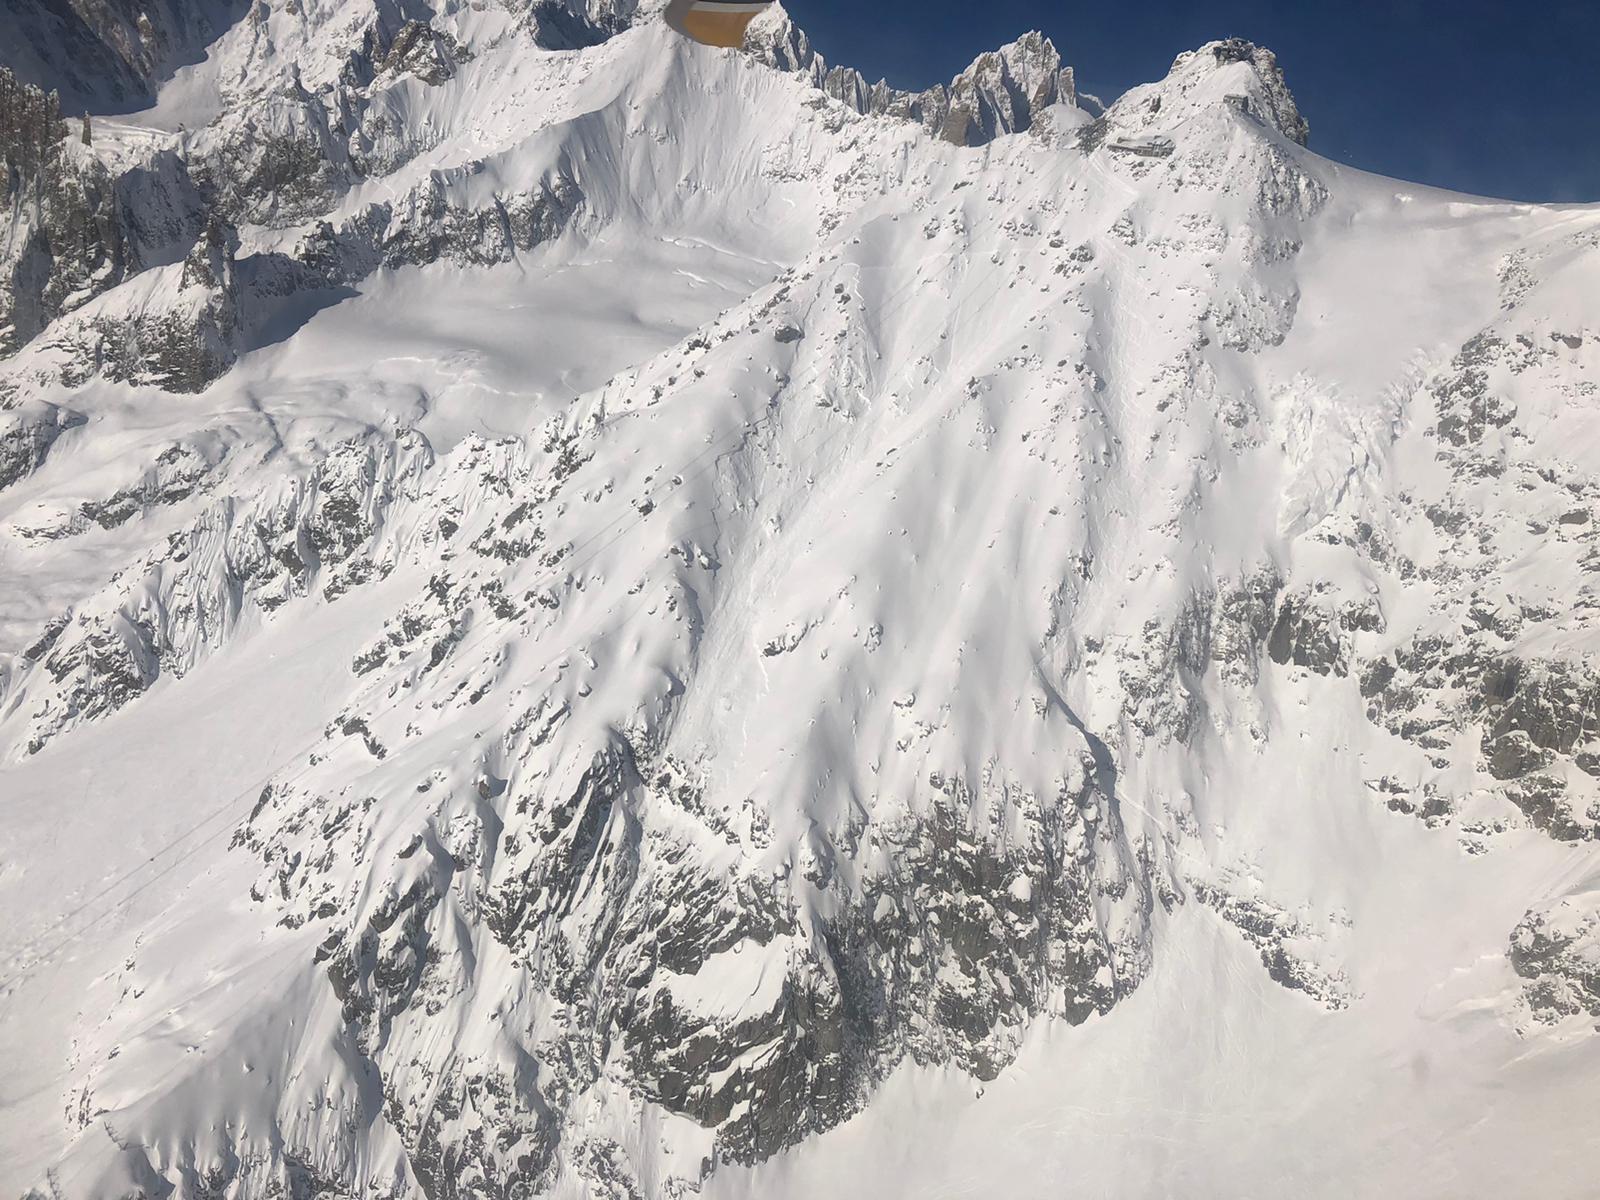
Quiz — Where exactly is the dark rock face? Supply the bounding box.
[342,170,585,272]
[25,614,162,755]
[1479,658,1599,764]
[1363,643,1600,841]
[522,0,641,51]
[0,0,251,112]
[933,33,1077,147]
[1344,320,1600,845]
[1267,593,1348,677]
[0,400,84,492]
[1433,333,1522,446]
[62,215,243,392]
[1510,897,1600,1024]
[1,67,120,353]
[752,23,1078,147]
[3,4,589,393]
[1199,571,1284,683]
[2,66,208,367]
[190,77,354,228]
[1080,36,1309,159]
[3,82,581,397]
[627,956,847,1163]
[241,725,1144,1178]
[77,441,210,528]
[377,20,468,86]
[1190,882,1350,1008]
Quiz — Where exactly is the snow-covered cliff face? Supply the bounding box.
[2,4,1599,1198]
[749,16,1082,147]
[0,0,250,112]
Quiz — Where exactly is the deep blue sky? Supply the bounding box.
[791,0,1598,203]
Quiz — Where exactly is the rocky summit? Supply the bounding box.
[1,2,1597,1197]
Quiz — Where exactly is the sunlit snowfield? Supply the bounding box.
[2,2,1599,1196]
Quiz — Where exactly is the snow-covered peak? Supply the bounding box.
[4,10,1600,1200]
[955,30,1071,105]
[1097,37,1309,149]
[750,15,1299,154]
[940,30,1076,143]
[748,8,1075,145]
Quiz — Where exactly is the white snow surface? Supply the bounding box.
[2,5,1599,1198]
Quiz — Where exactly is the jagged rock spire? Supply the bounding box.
[747,8,1078,146]
[1098,37,1309,147]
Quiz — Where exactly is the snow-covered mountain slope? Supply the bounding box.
[2,4,1599,1197]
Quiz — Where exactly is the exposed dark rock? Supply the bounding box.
[0,401,84,491]
[1475,658,1600,761]
[53,214,243,392]
[78,441,212,527]
[323,169,586,277]
[1433,333,1521,446]
[1510,897,1600,1022]
[1267,593,1347,676]
[0,0,251,112]
[1192,881,1350,1008]
[1,67,208,360]
[379,21,467,86]
[751,24,1078,147]
[190,80,353,228]
[1484,730,1550,781]
[242,715,1144,1173]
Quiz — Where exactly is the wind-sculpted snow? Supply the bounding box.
[3,428,438,756]
[2,5,1599,1199]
